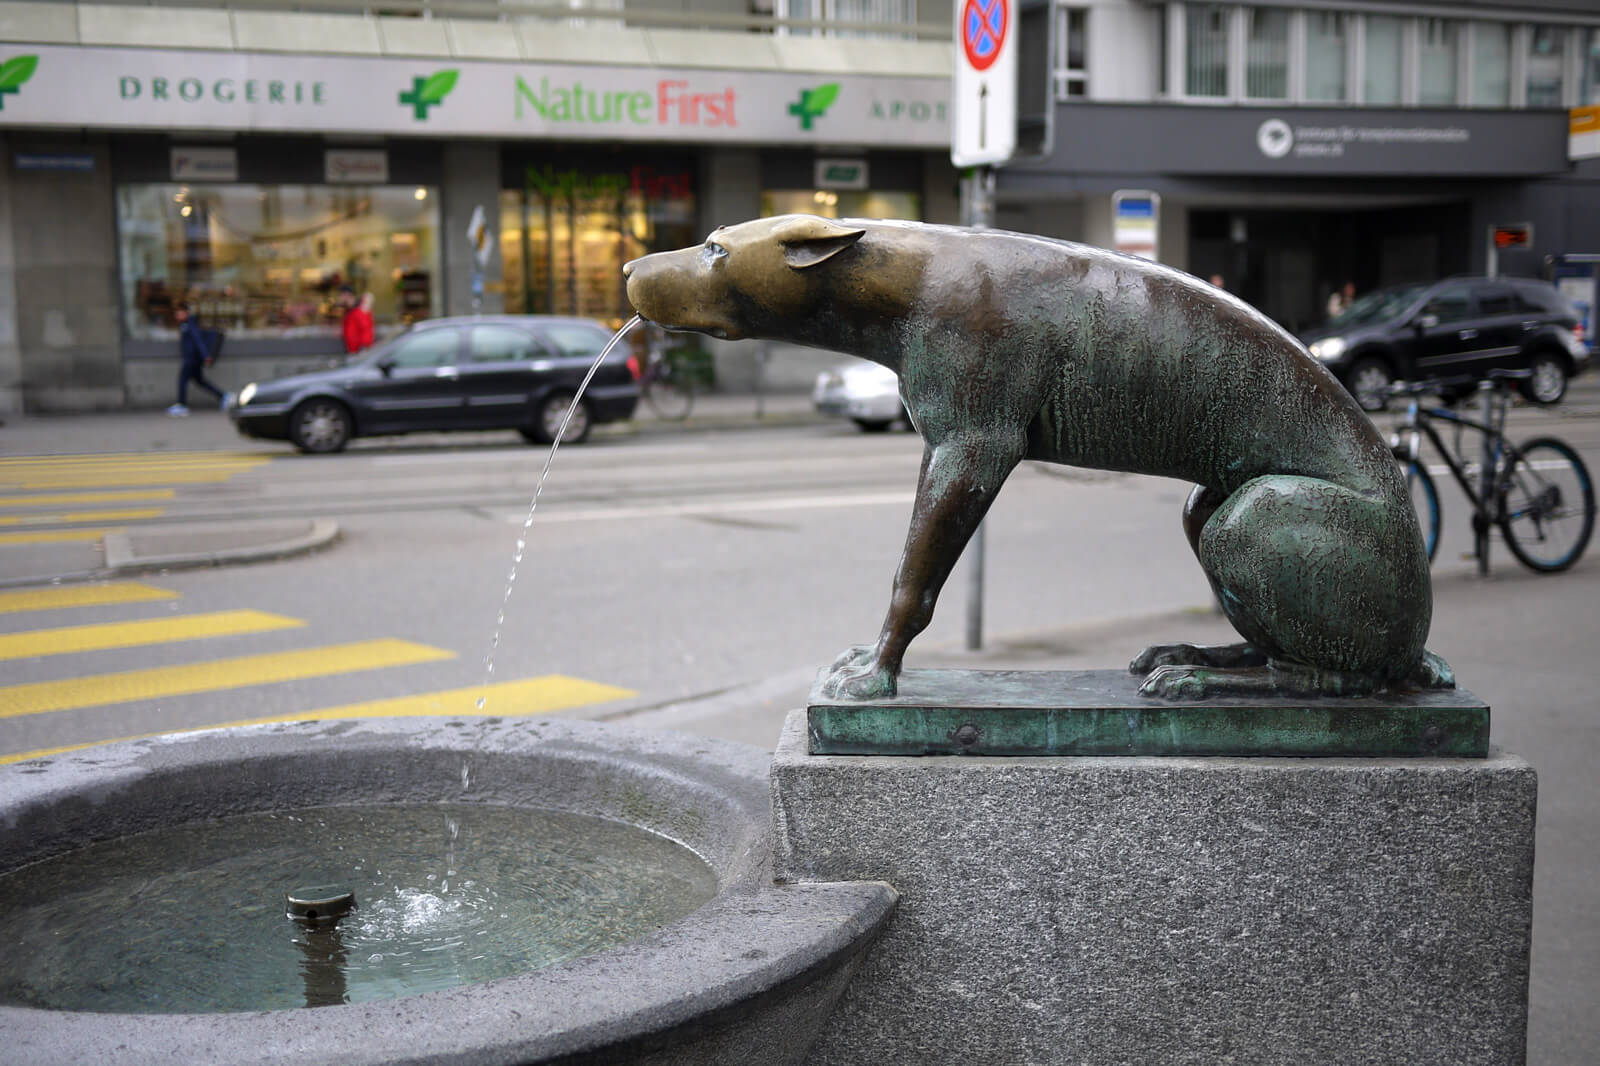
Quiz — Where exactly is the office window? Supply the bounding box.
[1305,11,1347,102]
[1419,19,1461,106]
[1245,8,1289,99]
[1469,22,1511,107]
[1055,7,1088,99]
[1364,15,1404,105]
[1185,3,1229,97]
[1525,26,1566,108]
[1585,28,1600,105]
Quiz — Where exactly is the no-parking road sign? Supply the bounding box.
[952,0,1017,166]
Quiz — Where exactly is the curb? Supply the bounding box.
[102,518,341,575]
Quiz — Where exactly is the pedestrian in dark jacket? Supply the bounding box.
[168,303,230,415]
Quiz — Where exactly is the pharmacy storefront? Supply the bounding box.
[0,43,950,410]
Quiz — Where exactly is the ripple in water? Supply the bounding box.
[0,803,716,1014]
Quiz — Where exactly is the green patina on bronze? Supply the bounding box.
[807,669,1488,758]
[624,216,1453,707]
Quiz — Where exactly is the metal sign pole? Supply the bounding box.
[961,166,995,651]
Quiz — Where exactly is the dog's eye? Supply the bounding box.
[703,242,728,265]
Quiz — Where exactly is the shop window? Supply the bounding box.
[1418,19,1461,106]
[117,183,440,346]
[1585,28,1600,106]
[1245,8,1289,100]
[761,189,922,221]
[1184,3,1229,98]
[500,163,696,328]
[1305,11,1348,103]
[1363,15,1405,105]
[1055,7,1088,100]
[1469,22,1511,107]
[1525,26,1566,108]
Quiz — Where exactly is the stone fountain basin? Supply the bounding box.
[0,717,895,1066]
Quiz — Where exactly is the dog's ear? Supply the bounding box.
[776,215,865,270]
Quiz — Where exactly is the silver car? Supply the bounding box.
[812,359,908,432]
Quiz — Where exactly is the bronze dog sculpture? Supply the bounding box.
[623,215,1451,699]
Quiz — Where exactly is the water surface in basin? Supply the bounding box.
[0,803,716,1014]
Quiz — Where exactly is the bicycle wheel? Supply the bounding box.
[1402,460,1441,564]
[1498,436,1595,573]
[644,370,692,421]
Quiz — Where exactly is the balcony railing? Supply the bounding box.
[61,0,952,40]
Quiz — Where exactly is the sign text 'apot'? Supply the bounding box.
[119,76,326,105]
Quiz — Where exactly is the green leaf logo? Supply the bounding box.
[803,84,839,115]
[399,69,460,120]
[0,54,38,108]
[419,69,458,104]
[787,83,840,130]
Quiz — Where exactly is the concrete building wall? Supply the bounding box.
[0,138,20,414]
[443,142,506,318]
[3,136,123,412]
[1087,0,1162,103]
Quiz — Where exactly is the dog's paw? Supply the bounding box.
[1136,664,1211,700]
[818,661,897,701]
[827,644,876,674]
[1129,643,1204,675]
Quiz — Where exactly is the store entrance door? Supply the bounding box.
[1188,201,1472,335]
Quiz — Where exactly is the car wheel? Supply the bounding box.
[288,398,352,454]
[1521,352,1568,406]
[1345,357,1393,413]
[853,418,893,433]
[526,391,592,445]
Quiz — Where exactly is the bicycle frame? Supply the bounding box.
[1394,386,1512,575]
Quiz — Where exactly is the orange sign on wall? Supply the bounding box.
[1572,106,1600,161]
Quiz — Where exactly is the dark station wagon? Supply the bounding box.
[229,315,639,453]
[1299,276,1588,412]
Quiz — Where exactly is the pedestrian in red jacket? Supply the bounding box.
[341,288,375,354]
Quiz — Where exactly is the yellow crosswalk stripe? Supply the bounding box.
[0,451,267,466]
[0,609,303,661]
[0,676,636,765]
[0,528,122,545]
[0,509,166,526]
[0,490,176,506]
[0,453,271,491]
[0,582,178,614]
[0,472,258,489]
[0,639,455,718]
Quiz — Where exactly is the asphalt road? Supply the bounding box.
[1,388,1597,1062]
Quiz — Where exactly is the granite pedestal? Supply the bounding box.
[771,708,1537,1066]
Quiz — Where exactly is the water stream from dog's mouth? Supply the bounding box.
[480,315,643,709]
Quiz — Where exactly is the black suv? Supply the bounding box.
[1299,276,1588,411]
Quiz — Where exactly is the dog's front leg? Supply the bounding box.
[821,431,1024,699]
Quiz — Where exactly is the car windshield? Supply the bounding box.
[1327,283,1429,329]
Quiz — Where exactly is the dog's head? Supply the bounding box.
[623,215,865,340]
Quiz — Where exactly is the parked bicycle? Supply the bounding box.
[639,342,694,421]
[1388,369,1595,575]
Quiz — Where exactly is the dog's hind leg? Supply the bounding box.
[1131,484,1267,676]
[1137,474,1436,699]
[820,430,1026,699]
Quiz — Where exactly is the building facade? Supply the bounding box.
[0,0,959,411]
[1003,0,1600,335]
[2,0,1597,412]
